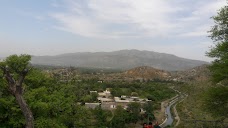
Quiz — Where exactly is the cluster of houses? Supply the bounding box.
[85,89,151,110]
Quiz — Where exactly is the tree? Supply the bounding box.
[110,106,128,128]
[94,106,108,127]
[90,92,98,102]
[143,101,155,116]
[204,3,228,118]
[0,54,34,128]
[206,4,228,83]
[127,102,141,123]
[202,86,228,118]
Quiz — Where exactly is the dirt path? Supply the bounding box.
[173,94,187,127]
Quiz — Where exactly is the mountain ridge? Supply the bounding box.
[31,49,208,71]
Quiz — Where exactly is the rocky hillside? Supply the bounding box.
[123,66,171,80]
[100,66,172,82]
[101,65,211,82]
[171,64,211,82]
[31,49,208,71]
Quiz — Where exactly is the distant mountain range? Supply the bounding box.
[31,49,208,71]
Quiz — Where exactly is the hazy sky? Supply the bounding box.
[0,0,227,61]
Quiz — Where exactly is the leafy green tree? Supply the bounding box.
[93,106,108,127]
[0,92,25,127]
[110,106,128,128]
[143,101,156,123]
[127,102,141,123]
[25,74,93,127]
[82,95,93,102]
[91,92,98,102]
[204,3,228,118]
[59,104,93,128]
[24,69,54,89]
[143,101,154,114]
[202,86,228,118]
[0,54,34,128]
[111,88,123,97]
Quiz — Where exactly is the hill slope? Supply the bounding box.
[31,49,208,71]
[99,66,171,82]
[171,64,211,82]
[123,66,171,80]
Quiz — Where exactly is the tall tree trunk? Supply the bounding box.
[0,55,34,128]
[15,92,34,128]
[1,67,34,128]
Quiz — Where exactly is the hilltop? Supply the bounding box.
[31,49,208,71]
[123,66,171,81]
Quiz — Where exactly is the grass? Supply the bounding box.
[174,81,225,127]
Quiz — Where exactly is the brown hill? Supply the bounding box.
[99,66,171,82]
[101,65,210,82]
[122,66,171,81]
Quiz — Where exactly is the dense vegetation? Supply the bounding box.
[109,82,176,109]
[204,2,228,119]
[174,3,228,127]
[0,55,176,128]
[174,81,228,128]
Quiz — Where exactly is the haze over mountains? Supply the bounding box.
[31,49,208,71]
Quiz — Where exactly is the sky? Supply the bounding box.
[0,0,227,61]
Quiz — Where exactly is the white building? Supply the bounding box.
[98,89,111,98]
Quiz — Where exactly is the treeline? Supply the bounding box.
[33,64,122,74]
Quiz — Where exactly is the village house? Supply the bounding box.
[85,103,100,109]
[98,89,111,98]
[85,89,151,110]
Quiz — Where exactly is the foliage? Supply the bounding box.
[110,82,176,102]
[202,86,228,118]
[0,54,34,127]
[175,82,228,127]
[93,106,112,127]
[175,83,212,127]
[204,2,228,119]
[0,66,93,127]
[127,102,141,123]
[90,92,98,102]
[143,101,155,117]
[1,54,31,74]
[0,96,25,127]
[207,5,228,83]
[0,55,177,127]
[109,106,129,128]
